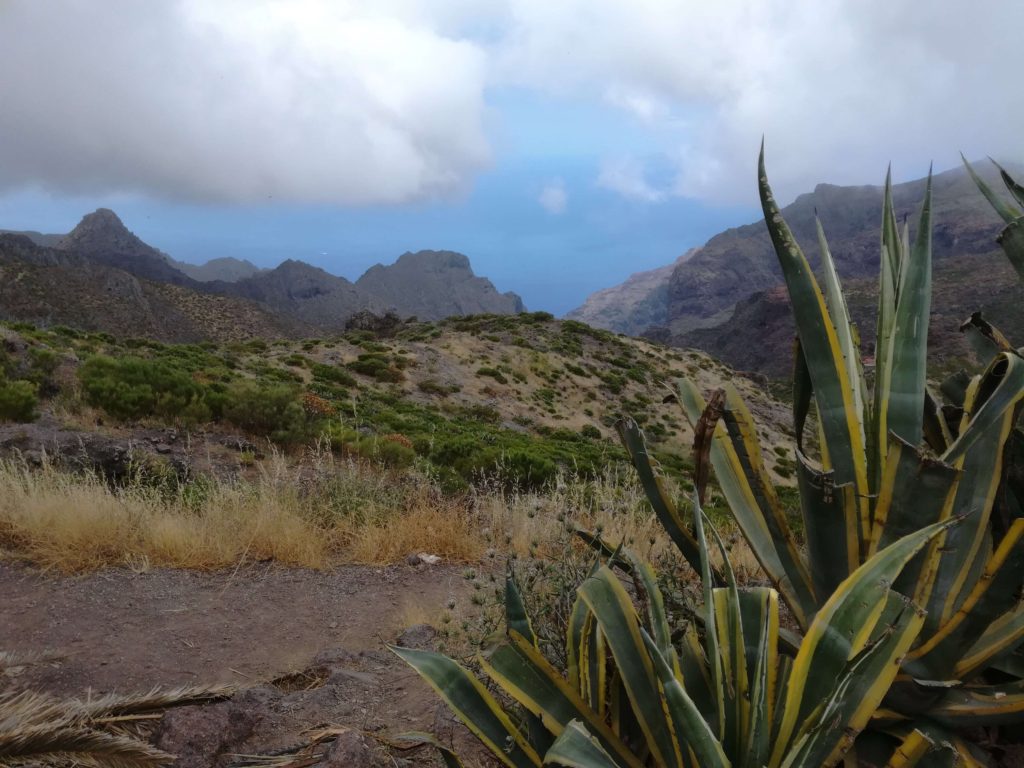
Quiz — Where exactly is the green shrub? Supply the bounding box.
[417,379,459,396]
[79,355,210,423]
[222,381,308,443]
[579,424,602,439]
[311,363,356,388]
[0,379,38,422]
[475,366,508,384]
[347,354,403,383]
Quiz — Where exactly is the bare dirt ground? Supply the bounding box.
[0,561,495,767]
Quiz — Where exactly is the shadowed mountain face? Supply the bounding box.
[0,211,524,338]
[355,250,525,321]
[168,256,265,283]
[572,162,1023,377]
[0,234,310,342]
[565,249,696,336]
[221,259,384,332]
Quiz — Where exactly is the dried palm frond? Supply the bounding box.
[0,723,172,767]
[71,683,236,719]
[0,650,63,674]
[1,683,236,767]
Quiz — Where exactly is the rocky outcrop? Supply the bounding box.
[169,256,265,282]
[356,250,524,321]
[223,259,384,331]
[565,249,696,334]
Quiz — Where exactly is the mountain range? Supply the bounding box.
[0,210,524,341]
[569,161,1024,377]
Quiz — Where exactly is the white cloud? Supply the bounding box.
[493,0,1024,203]
[538,178,567,214]
[2,1,1023,207]
[597,157,666,203]
[0,0,490,205]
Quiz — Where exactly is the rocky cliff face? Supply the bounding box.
[665,164,1008,333]
[565,249,696,335]
[355,250,524,321]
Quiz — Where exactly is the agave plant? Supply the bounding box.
[393,494,960,767]
[622,147,1024,763]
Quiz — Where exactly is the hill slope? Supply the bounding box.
[0,234,310,342]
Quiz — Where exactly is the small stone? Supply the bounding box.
[395,624,437,651]
[320,730,374,768]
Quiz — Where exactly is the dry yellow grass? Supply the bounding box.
[0,452,485,573]
[0,449,762,583]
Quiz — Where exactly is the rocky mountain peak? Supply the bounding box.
[356,249,523,321]
[57,208,158,258]
[394,250,472,272]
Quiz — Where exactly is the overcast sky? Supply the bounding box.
[1,1,1020,313]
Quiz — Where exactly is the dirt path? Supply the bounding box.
[1,562,491,766]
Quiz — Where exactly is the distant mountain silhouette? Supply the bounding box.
[356,250,525,321]
[0,211,524,338]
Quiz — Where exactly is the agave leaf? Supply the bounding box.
[507,572,538,647]
[794,450,859,600]
[578,566,684,768]
[868,437,958,606]
[882,729,935,767]
[871,169,903,492]
[930,679,1024,727]
[911,519,1024,677]
[737,587,778,768]
[771,518,953,762]
[780,595,925,768]
[998,218,1024,283]
[960,312,1015,359]
[480,631,642,768]
[677,377,816,628]
[620,550,674,665]
[943,351,1024,464]
[616,417,710,580]
[759,144,868,501]
[542,720,623,768]
[961,155,1021,224]
[389,646,542,768]
[921,403,1016,644]
[639,629,730,768]
[992,159,1024,210]
[884,168,932,449]
[567,589,606,715]
[816,215,869,466]
[955,603,1024,680]
[922,388,952,453]
[692,494,727,743]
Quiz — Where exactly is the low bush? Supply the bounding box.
[0,379,38,422]
[222,381,308,443]
[79,355,210,423]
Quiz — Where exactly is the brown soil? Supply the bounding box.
[0,562,495,767]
